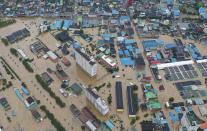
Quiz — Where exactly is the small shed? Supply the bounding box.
[198,106,207,116]
[70,83,83,95]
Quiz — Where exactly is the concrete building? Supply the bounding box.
[17,48,28,59]
[85,87,109,116]
[75,48,96,77]
[180,111,204,131]
[100,55,117,69]
[115,81,124,113]
[47,51,58,63]
[30,41,44,54]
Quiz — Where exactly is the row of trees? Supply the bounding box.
[35,75,66,108]
[22,60,34,73]
[2,63,15,79]
[95,83,106,91]
[0,57,21,81]
[40,105,66,131]
[10,48,18,57]
[0,19,16,28]
[1,38,8,46]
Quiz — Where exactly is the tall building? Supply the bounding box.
[180,111,204,131]
[75,48,96,77]
[85,87,109,116]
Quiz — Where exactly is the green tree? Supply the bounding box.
[107,94,112,104]
[169,97,174,103]
[10,48,18,57]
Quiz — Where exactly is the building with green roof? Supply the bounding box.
[70,83,83,95]
[145,92,157,99]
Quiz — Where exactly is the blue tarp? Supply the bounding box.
[172,9,180,16]
[135,49,141,54]
[83,0,90,2]
[46,20,51,25]
[119,50,124,55]
[171,58,177,62]
[112,9,119,15]
[187,106,193,111]
[175,107,182,114]
[72,42,80,49]
[199,7,206,14]
[21,86,29,95]
[14,88,23,101]
[106,121,114,130]
[169,112,179,122]
[121,58,135,66]
[120,16,130,21]
[63,20,73,29]
[166,43,176,49]
[102,34,111,40]
[50,20,63,30]
[156,39,164,46]
[156,53,162,60]
[142,40,159,48]
[124,50,131,57]
[189,35,194,40]
[126,45,133,50]
[124,39,136,44]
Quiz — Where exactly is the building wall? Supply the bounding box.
[85,89,109,115]
[75,50,96,77]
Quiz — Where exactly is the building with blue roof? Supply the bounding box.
[120,16,130,22]
[199,7,207,18]
[166,43,177,49]
[124,39,136,44]
[121,58,135,66]
[50,20,63,30]
[105,121,114,130]
[172,9,180,17]
[63,20,73,30]
[142,40,160,50]
[112,9,119,15]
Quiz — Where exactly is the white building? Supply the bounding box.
[75,48,96,77]
[47,51,58,62]
[180,111,203,131]
[101,55,117,69]
[40,25,48,33]
[85,87,109,116]
[17,48,28,59]
[86,120,97,131]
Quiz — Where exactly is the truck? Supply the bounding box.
[59,89,68,97]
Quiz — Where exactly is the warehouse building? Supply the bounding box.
[85,87,109,116]
[30,41,44,54]
[127,86,136,118]
[115,81,124,113]
[75,48,96,77]
[55,64,69,81]
[47,51,58,63]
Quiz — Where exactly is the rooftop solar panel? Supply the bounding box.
[187,71,193,78]
[169,67,175,73]
[173,66,180,73]
[172,73,178,80]
[164,68,170,74]
[188,64,194,70]
[192,70,198,76]
[202,63,207,68]
[182,72,189,79]
[179,66,185,72]
[176,73,184,80]
[197,63,202,69]
[183,65,190,71]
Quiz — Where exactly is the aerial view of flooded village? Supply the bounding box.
[2,0,207,131]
